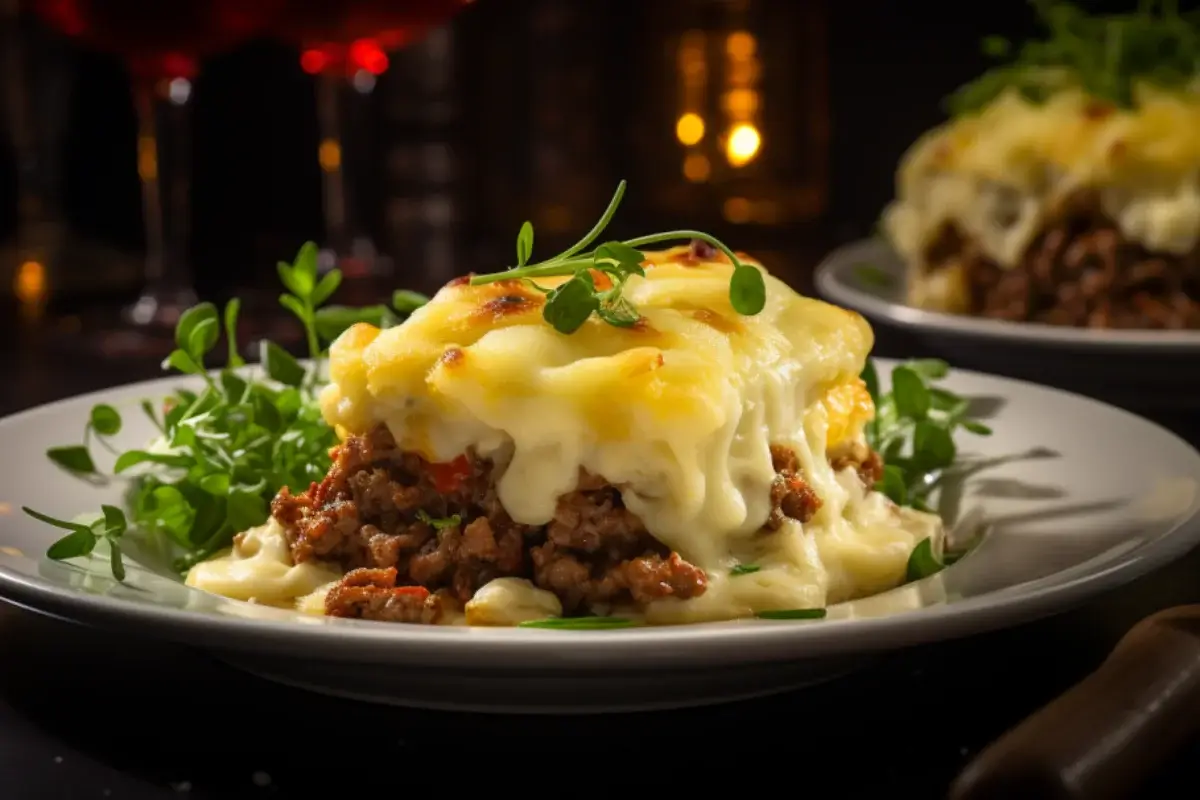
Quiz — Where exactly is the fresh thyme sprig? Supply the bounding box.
[23,243,427,580]
[469,180,768,334]
[947,0,1200,116]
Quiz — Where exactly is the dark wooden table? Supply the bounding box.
[2,296,1200,800]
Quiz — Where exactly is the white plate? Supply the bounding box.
[815,239,1200,415]
[2,362,1200,713]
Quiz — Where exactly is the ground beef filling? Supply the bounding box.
[923,190,1200,329]
[271,426,882,623]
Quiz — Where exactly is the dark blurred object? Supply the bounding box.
[29,0,284,351]
[1,0,70,323]
[952,605,1200,800]
[265,0,469,291]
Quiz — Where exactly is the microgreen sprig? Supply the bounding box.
[469,180,768,334]
[947,0,1200,115]
[861,357,992,514]
[23,242,428,580]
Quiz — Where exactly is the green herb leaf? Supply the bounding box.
[756,608,827,620]
[100,504,127,536]
[199,473,231,495]
[905,537,945,582]
[543,272,600,334]
[517,616,639,629]
[224,298,245,367]
[22,506,92,534]
[46,445,96,474]
[468,182,766,332]
[392,290,430,314]
[596,295,640,327]
[140,399,163,432]
[906,359,950,380]
[891,366,930,420]
[89,404,122,437]
[113,450,191,474]
[278,293,308,326]
[593,240,645,275]
[226,489,268,532]
[310,270,343,307]
[962,420,993,435]
[416,510,462,530]
[187,317,220,361]
[293,241,319,283]
[260,340,306,387]
[730,265,767,315]
[730,564,761,576]
[109,542,126,581]
[314,304,390,342]
[516,220,534,266]
[163,348,203,376]
[175,302,218,354]
[912,420,957,471]
[47,527,98,560]
[220,370,248,402]
[147,485,196,545]
[876,464,908,506]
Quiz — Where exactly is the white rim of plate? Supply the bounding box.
[0,362,1197,667]
[815,238,1200,352]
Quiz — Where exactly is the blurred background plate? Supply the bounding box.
[815,238,1200,427]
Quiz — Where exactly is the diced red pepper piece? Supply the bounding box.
[428,454,472,494]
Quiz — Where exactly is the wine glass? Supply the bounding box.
[30,0,284,351]
[272,0,470,284]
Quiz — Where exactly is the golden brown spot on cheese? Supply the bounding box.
[692,308,741,334]
[476,292,541,321]
[1083,101,1114,121]
[629,316,656,334]
[1109,138,1127,162]
[447,273,475,287]
[439,347,466,369]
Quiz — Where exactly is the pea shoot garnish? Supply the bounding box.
[23,243,427,579]
[905,538,945,582]
[947,0,1200,115]
[469,180,767,334]
[755,608,827,620]
[861,357,993,579]
[862,357,992,514]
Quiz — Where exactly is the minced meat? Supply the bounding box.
[271,425,882,623]
[925,190,1200,329]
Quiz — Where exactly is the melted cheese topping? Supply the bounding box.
[883,84,1200,310]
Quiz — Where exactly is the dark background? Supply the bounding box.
[4,2,1200,799]
[0,0,1109,305]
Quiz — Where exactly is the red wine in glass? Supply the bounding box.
[280,0,469,74]
[31,0,284,353]
[270,0,470,285]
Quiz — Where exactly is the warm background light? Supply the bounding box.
[682,153,710,182]
[675,112,705,146]
[725,122,761,166]
[14,260,46,308]
[318,139,342,171]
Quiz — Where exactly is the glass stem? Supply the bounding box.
[315,69,382,279]
[131,77,195,320]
